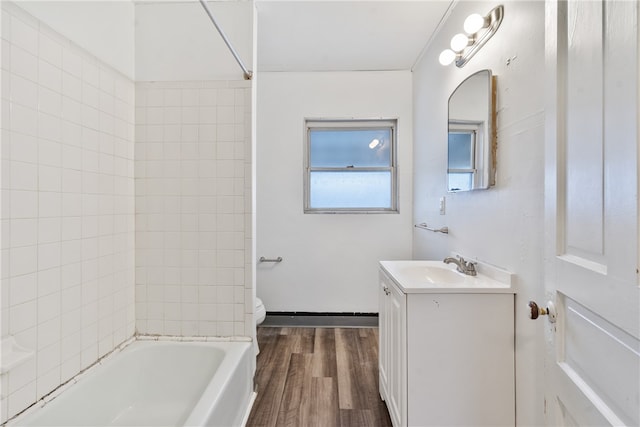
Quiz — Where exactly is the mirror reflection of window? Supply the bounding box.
[447,130,476,191]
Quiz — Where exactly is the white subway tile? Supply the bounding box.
[217,124,235,143]
[37,242,60,271]
[61,262,81,289]
[38,191,62,218]
[11,44,37,84]
[61,193,82,218]
[61,121,82,147]
[218,321,233,337]
[60,239,82,266]
[234,303,244,322]
[60,353,80,383]
[10,160,37,191]
[38,60,62,93]
[61,217,81,241]
[7,380,36,421]
[38,86,62,118]
[114,76,132,104]
[80,342,97,370]
[61,96,82,124]
[82,82,100,109]
[10,132,38,163]
[198,107,217,124]
[180,125,198,142]
[38,112,62,142]
[61,168,82,193]
[62,71,82,102]
[82,59,99,88]
[216,106,235,124]
[37,217,60,244]
[60,285,81,315]
[38,267,61,297]
[99,92,114,117]
[9,299,37,333]
[198,89,217,106]
[181,89,198,106]
[146,89,163,107]
[38,318,60,357]
[9,272,37,306]
[38,165,61,192]
[11,74,38,109]
[163,89,181,106]
[81,105,100,131]
[99,69,115,94]
[39,139,62,167]
[7,357,36,395]
[10,103,38,137]
[10,243,37,277]
[36,365,60,400]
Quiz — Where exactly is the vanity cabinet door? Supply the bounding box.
[379,270,407,427]
[378,273,390,401]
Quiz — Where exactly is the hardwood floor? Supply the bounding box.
[247,327,393,427]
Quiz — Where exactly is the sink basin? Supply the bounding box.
[403,265,466,285]
[379,260,513,293]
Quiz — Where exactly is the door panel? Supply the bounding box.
[545,0,639,425]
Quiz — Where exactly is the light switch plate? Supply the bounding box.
[439,196,446,215]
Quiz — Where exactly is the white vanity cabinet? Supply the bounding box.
[378,262,515,427]
[379,271,406,427]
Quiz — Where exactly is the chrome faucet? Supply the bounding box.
[443,256,477,276]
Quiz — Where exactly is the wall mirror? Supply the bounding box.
[447,69,496,192]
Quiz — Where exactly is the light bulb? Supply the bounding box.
[438,49,456,66]
[368,139,380,149]
[464,13,486,34]
[450,33,470,52]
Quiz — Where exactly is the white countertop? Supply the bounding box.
[379,260,515,294]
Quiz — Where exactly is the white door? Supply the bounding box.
[544,0,639,425]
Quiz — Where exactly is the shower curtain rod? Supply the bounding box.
[198,0,253,80]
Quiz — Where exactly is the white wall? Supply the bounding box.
[135,1,253,82]
[12,0,134,79]
[1,2,136,422]
[412,1,545,426]
[257,71,413,313]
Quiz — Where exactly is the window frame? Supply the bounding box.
[303,119,398,214]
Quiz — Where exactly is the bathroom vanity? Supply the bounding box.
[378,260,515,427]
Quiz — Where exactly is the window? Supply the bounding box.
[304,119,397,213]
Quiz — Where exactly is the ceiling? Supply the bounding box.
[256,0,454,72]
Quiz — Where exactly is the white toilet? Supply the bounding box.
[255,297,266,325]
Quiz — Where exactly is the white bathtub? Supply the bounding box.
[12,340,255,427]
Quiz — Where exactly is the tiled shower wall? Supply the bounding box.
[134,81,253,338]
[0,2,136,422]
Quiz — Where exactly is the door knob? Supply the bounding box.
[528,300,557,323]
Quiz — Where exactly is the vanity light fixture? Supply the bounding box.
[438,5,504,68]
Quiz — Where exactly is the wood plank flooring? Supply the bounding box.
[247,327,393,427]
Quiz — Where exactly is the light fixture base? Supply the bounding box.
[455,5,504,68]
